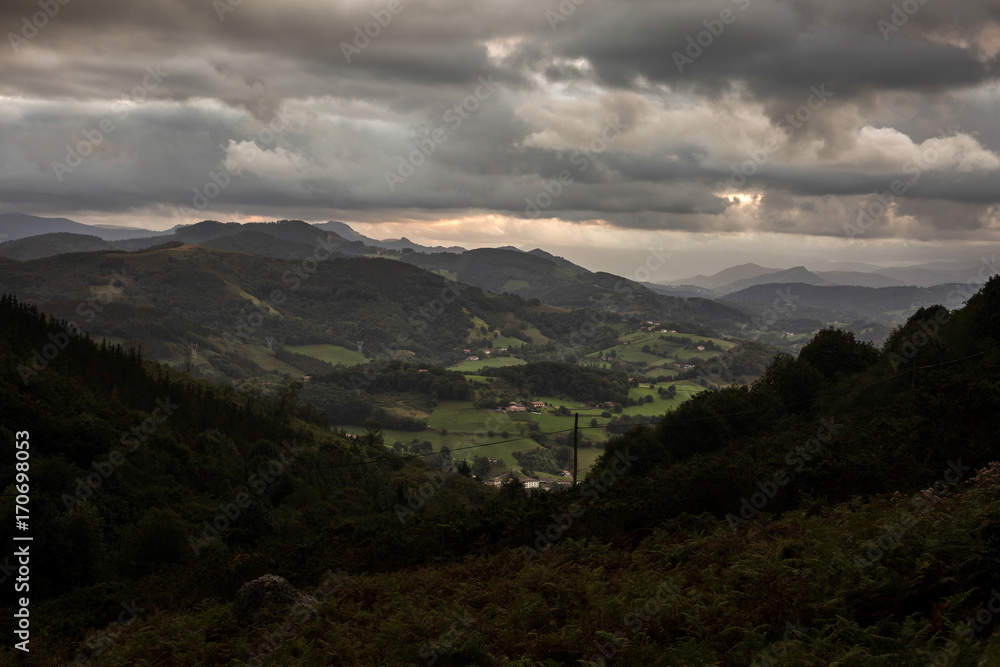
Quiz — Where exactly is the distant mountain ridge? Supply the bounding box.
[0,213,169,242]
[722,281,974,322]
[0,221,371,262]
[397,246,746,328]
[670,263,781,290]
[0,214,466,259]
[666,259,998,294]
[0,233,117,261]
[314,221,465,254]
[719,266,836,294]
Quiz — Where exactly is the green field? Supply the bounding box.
[492,335,528,349]
[584,327,737,374]
[622,380,705,416]
[339,396,622,476]
[286,344,368,366]
[340,418,603,476]
[335,367,707,477]
[448,356,527,372]
[502,279,531,292]
[519,325,550,345]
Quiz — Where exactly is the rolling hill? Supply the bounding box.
[0,243,542,380]
[398,247,747,329]
[664,262,781,289]
[0,232,117,261]
[722,281,974,324]
[314,220,465,253]
[0,242,747,383]
[716,266,836,294]
[0,212,168,242]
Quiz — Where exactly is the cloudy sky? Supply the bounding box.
[2,0,999,277]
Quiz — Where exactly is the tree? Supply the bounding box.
[472,455,492,477]
[362,419,384,447]
[754,353,825,411]
[122,508,187,574]
[798,327,881,382]
[590,418,599,428]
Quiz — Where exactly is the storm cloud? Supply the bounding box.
[1,0,998,242]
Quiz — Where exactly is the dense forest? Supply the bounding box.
[481,362,632,406]
[3,275,1000,663]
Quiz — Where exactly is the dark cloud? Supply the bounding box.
[0,0,997,241]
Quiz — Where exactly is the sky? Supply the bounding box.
[1,0,999,278]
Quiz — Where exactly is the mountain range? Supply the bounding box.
[0,213,466,259]
[658,260,994,296]
[0,223,750,383]
[1,213,995,367]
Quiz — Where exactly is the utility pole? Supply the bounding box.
[572,412,579,487]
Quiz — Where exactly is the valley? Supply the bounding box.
[0,221,1000,666]
[2,217,989,487]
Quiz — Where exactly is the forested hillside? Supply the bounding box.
[4,276,1000,664]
